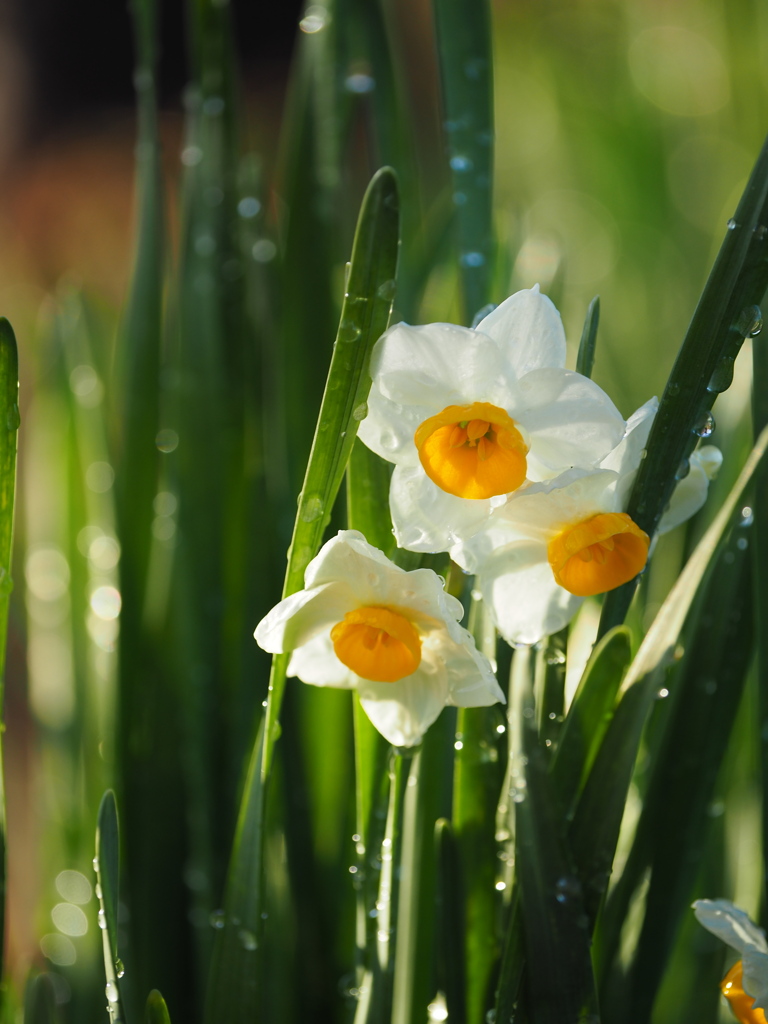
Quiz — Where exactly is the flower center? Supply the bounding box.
[414,402,528,500]
[721,961,767,1023]
[547,512,649,597]
[330,606,422,683]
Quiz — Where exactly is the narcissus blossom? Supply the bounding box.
[455,399,721,644]
[357,286,625,554]
[693,899,768,1023]
[254,531,504,747]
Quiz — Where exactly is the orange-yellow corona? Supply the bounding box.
[414,402,528,500]
[721,962,768,1023]
[330,606,422,683]
[547,512,650,596]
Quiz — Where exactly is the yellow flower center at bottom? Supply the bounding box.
[721,961,767,1023]
[414,402,528,500]
[330,606,422,683]
[547,512,650,597]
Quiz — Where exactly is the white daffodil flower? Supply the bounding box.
[454,399,721,645]
[254,530,504,747]
[693,898,768,1022]
[357,285,625,554]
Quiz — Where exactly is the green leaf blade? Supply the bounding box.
[600,132,768,635]
[570,427,768,927]
[600,528,753,1022]
[550,626,631,816]
[575,296,600,379]
[205,167,399,1024]
[513,656,598,1024]
[265,166,400,771]
[145,990,173,1024]
[95,790,126,1024]
[433,0,494,322]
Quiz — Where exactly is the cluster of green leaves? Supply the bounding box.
[7,0,768,1022]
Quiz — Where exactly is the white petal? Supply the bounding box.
[389,464,493,555]
[370,321,518,409]
[440,633,506,707]
[601,397,658,475]
[254,580,356,653]
[372,562,468,643]
[498,470,620,536]
[356,386,423,465]
[693,899,768,954]
[693,899,768,1005]
[453,469,620,572]
[476,540,582,645]
[358,656,450,747]
[695,445,724,480]
[287,632,356,688]
[744,950,768,1011]
[515,368,625,474]
[303,530,398,594]
[658,446,722,535]
[474,285,567,375]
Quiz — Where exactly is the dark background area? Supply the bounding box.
[14,0,305,139]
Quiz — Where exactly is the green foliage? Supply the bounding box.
[12,3,768,1024]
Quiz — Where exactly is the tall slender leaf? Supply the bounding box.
[433,0,494,322]
[576,296,600,379]
[512,652,598,1024]
[752,295,768,932]
[95,791,126,1024]
[549,626,631,815]
[145,990,172,1024]
[598,525,753,1023]
[204,167,399,1024]
[600,132,768,635]
[0,319,17,1004]
[569,427,768,928]
[23,974,61,1024]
